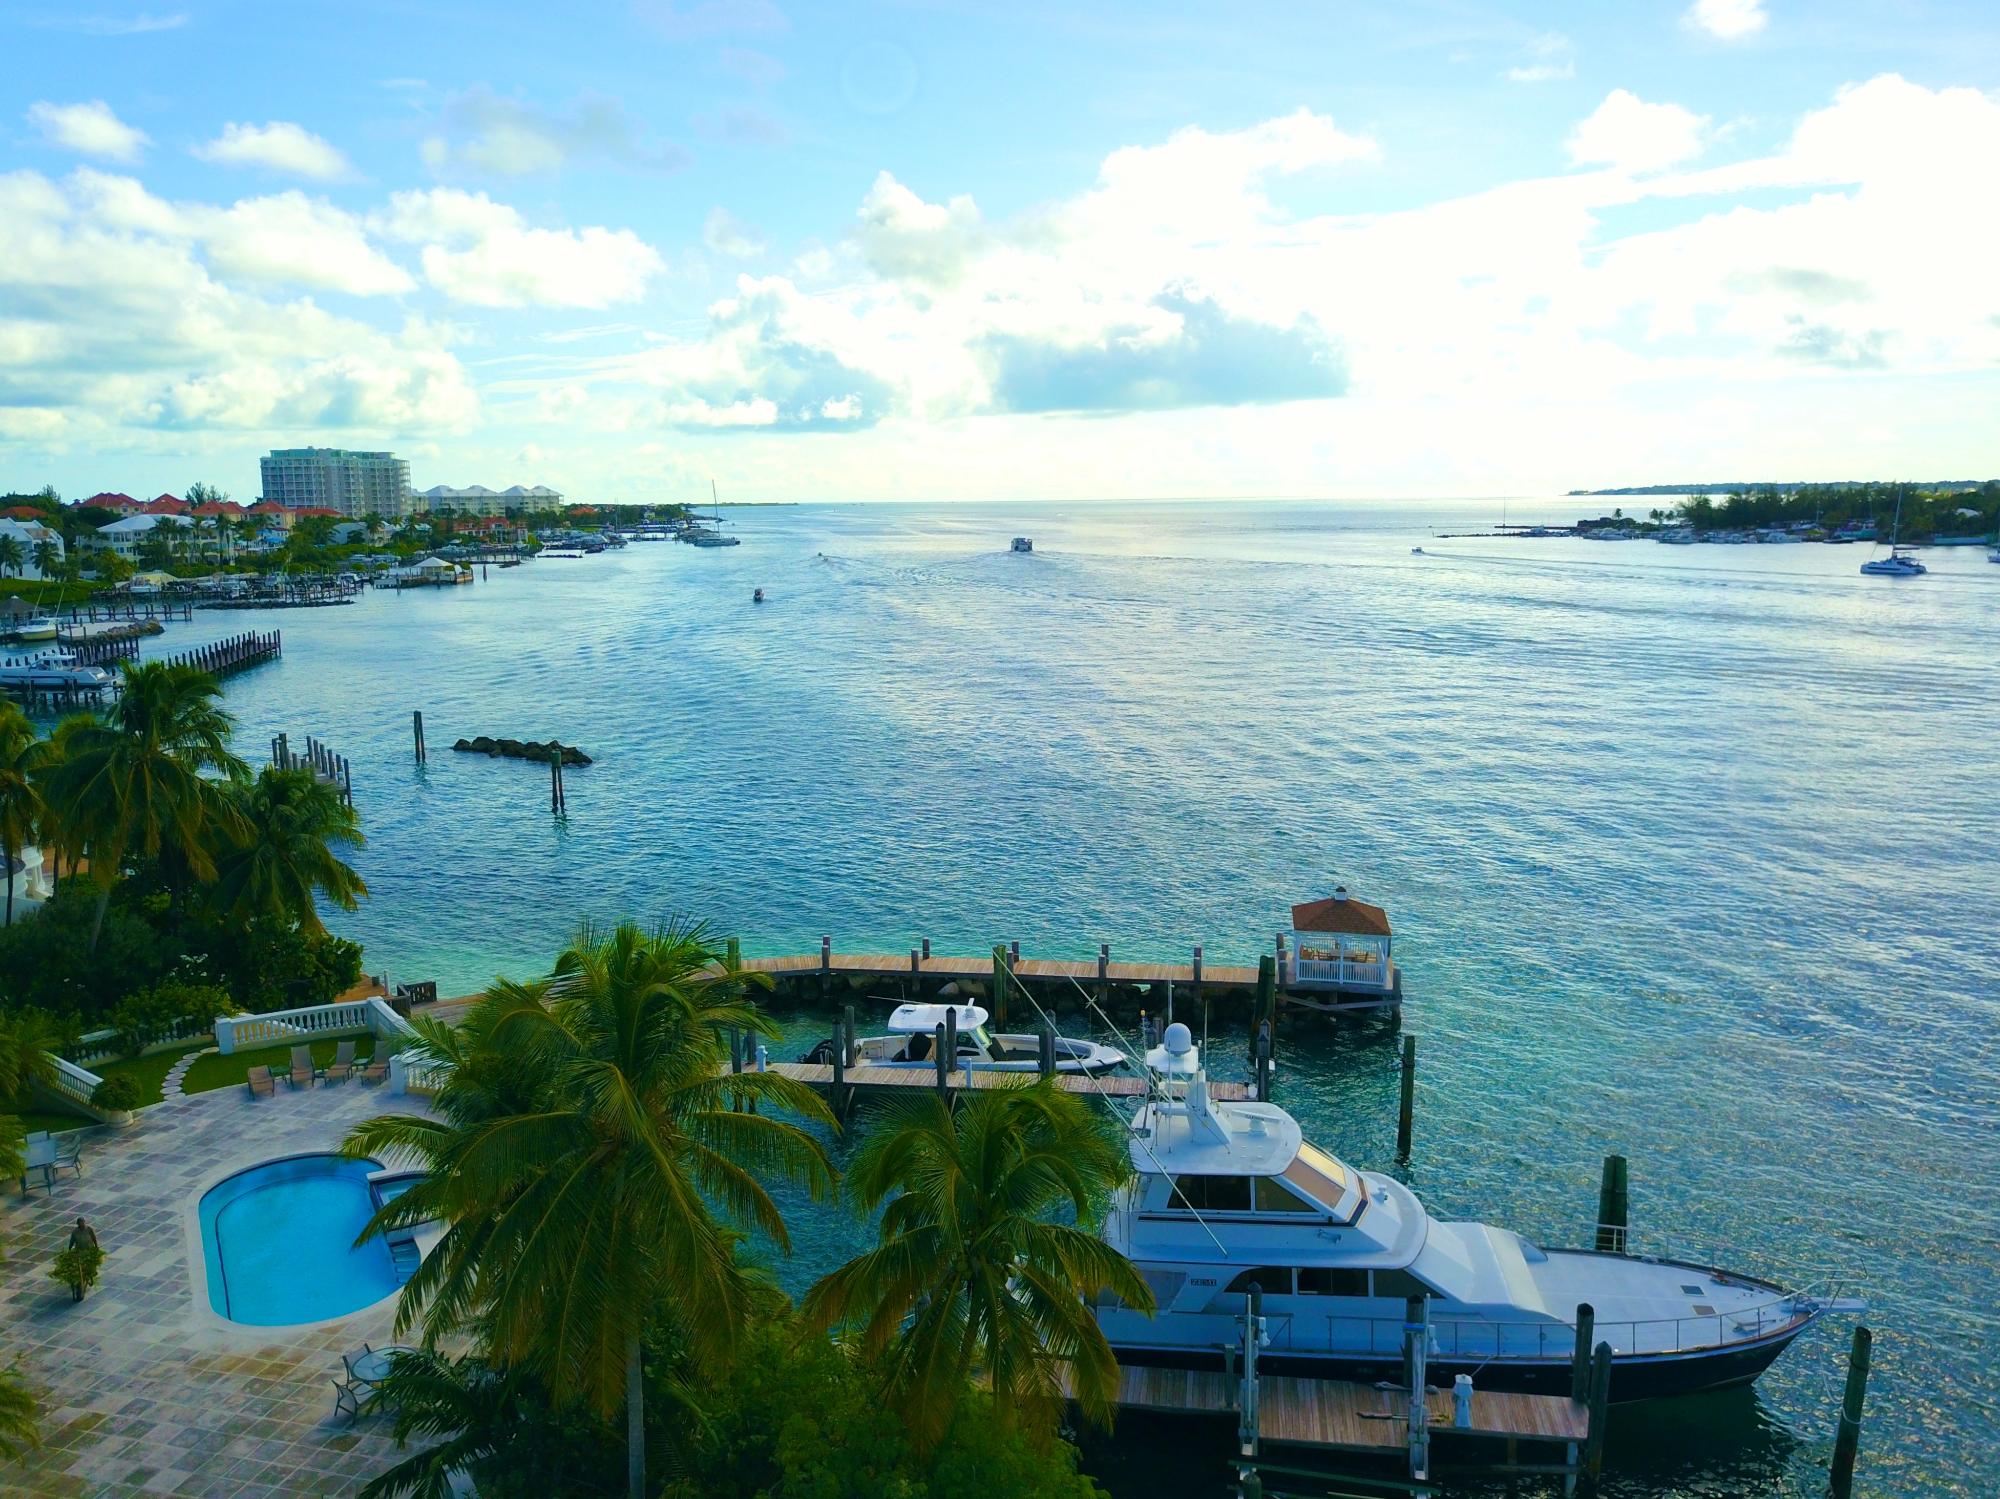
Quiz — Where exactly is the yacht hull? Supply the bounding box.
[1106,1316,1815,1402]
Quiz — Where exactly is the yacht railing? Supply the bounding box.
[1273,1286,1830,1363]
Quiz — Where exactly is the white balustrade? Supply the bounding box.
[46,1055,106,1108]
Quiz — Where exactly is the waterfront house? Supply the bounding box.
[1288,886,1396,994]
[0,517,64,577]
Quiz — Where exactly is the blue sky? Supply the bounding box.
[5,1,1999,503]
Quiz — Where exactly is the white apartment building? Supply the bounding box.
[0,517,64,577]
[260,448,413,518]
[414,483,563,517]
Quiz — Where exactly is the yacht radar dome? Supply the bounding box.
[1145,1021,1201,1076]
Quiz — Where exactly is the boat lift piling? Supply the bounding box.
[1828,1325,1873,1499]
[1570,1304,1596,1402]
[412,709,426,763]
[1595,1155,1630,1253]
[1396,1034,1417,1161]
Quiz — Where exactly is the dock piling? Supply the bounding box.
[1580,1342,1613,1494]
[921,937,931,959]
[1570,1304,1596,1404]
[829,1016,848,1122]
[1594,1155,1630,1253]
[934,1023,949,1097]
[1097,942,1109,981]
[1253,1021,1273,1102]
[992,944,1009,1025]
[1828,1325,1872,1499]
[1396,1034,1417,1161]
[1038,1022,1056,1079]
[943,1006,960,1091]
[1251,955,1276,1070]
[413,710,426,763]
[725,936,740,971]
[1405,1294,1431,1480]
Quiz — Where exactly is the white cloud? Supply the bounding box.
[1567,90,1709,173]
[193,122,353,181]
[0,168,474,442]
[32,11,187,35]
[421,88,690,176]
[1685,0,1768,40]
[381,188,665,307]
[1507,33,1575,84]
[65,171,414,297]
[26,100,150,163]
[703,206,766,258]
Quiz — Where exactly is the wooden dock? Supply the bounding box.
[1104,1364,1587,1454]
[757,1060,1252,1102]
[163,629,282,679]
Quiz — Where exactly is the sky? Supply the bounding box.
[3,0,1999,505]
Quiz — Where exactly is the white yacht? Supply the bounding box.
[0,650,114,692]
[803,1002,1124,1076]
[1093,1026,1840,1401]
[4,615,60,641]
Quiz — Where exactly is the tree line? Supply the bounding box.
[1657,480,2000,537]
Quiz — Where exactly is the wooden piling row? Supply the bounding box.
[165,629,282,679]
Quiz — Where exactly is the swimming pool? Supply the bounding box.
[198,1154,401,1326]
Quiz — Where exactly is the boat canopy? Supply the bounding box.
[886,1003,987,1035]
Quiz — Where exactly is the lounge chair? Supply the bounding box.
[245,1065,275,1099]
[357,1051,389,1084]
[50,1136,84,1181]
[331,1378,362,1425]
[287,1045,315,1089]
[327,1040,357,1082]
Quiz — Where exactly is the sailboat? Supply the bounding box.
[1859,495,1926,577]
[681,481,742,547]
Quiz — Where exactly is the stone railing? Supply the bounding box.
[214,996,437,1095]
[42,1055,106,1110]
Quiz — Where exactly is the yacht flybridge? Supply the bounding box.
[805,1003,1124,1076]
[1094,1025,1840,1400]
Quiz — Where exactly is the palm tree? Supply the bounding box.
[37,661,247,946]
[29,538,62,607]
[211,766,367,935]
[0,703,51,925]
[345,920,838,1499]
[803,1084,1152,1449]
[0,1362,34,1461]
[0,534,23,581]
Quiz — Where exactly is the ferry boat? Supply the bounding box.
[801,1002,1123,1076]
[1092,1025,1843,1402]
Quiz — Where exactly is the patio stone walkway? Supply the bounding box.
[1,1076,437,1497]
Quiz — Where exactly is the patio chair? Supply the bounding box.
[331,1378,362,1425]
[357,1051,389,1084]
[327,1039,357,1083]
[50,1135,84,1181]
[341,1343,375,1384]
[287,1045,315,1089]
[245,1065,275,1099]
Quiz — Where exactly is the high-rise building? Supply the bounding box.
[259,448,412,518]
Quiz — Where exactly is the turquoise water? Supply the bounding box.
[199,1153,397,1325]
[158,501,1996,1495]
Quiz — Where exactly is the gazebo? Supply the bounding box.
[1288,886,1394,993]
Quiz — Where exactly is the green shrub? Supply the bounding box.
[110,981,226,1054]
[89,1075,142,1112]
[50,1242,103,1301]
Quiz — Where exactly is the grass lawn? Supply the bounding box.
[182,1033,379,1094]
[6,1107,92,1134]
[91,1042,211,1107]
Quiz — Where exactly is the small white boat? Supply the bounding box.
[1011,537,1033,553]
[1410,546,1425,555]
[803,1002,1123,1075]
[5,616,60,641]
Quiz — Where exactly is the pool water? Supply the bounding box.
[199,1154,400,1326]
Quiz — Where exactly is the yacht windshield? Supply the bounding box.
[1282,1143,1359,1215]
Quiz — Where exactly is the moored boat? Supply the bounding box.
[802,1002,1123,1076]
[1092,1025,1847,1402]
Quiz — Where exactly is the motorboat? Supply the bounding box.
[752,588,765,603]
[1092,1024,1846,1401]
[1012,537,1033,553]
[3,615,59,642]
[0,651,114,692]
[801,1002,1124,1075]
[1410,546,1425,555]
[1860,496,1926,577]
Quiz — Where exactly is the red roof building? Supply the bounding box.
[1287,887,1396,994]
[82,492,142,512]
[192,501,247,518]
[142,494,191,515]
[2,505,48,521]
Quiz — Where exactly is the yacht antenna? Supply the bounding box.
[992,955,1228,1255]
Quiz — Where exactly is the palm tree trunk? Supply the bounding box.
[3,835,14,927]
[89,884,110,951]
[624,1332,645,1499]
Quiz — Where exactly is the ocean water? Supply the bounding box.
[155,500,1997,1496]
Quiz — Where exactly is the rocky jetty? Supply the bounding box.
[452,736,592,766]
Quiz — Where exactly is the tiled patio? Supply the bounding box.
[1,1077,437,1497]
